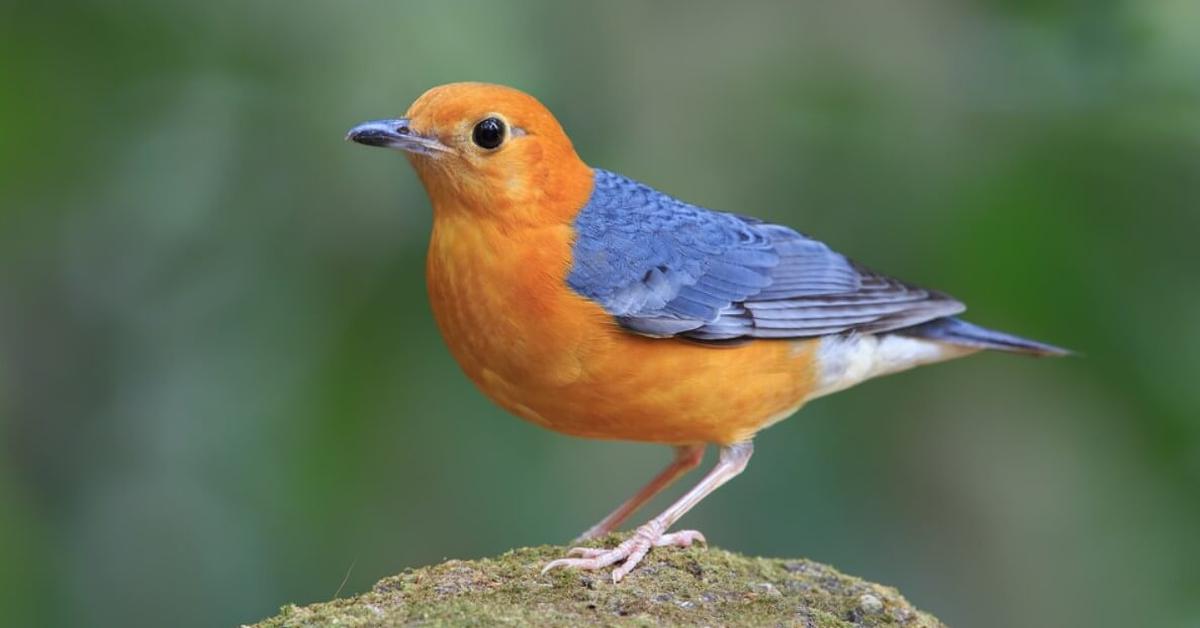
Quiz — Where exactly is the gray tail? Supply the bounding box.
[898,317,1071,357]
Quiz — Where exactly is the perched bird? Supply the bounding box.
[347,82,1067,582]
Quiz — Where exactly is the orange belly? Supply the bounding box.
[426,213,819,445]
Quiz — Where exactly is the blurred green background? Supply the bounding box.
[2,1,1198,626]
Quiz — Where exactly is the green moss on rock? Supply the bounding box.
[251,540,945,627]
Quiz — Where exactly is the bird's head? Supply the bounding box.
[347,82,593,225]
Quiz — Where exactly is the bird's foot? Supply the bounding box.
[541,520,705,582]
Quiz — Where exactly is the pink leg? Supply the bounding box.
[574,444,706,542]
[544,441,754,583]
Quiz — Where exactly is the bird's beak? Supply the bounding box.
[345,118,452,156]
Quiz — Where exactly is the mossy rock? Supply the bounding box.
[251,540,945,627]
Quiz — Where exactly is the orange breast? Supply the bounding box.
[426,211,819,446]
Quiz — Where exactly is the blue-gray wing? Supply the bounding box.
[567,169,964,341]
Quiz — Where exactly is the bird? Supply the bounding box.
[346,82,1068,583]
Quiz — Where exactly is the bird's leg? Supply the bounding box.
[544,441,753,582]
[574,444,706,542]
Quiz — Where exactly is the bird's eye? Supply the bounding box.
[472,117,506,149]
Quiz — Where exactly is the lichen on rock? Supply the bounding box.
[250,540,945,627]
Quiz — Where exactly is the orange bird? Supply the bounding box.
[347,82,1067,582]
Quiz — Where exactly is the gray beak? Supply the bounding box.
[345,118,451,155]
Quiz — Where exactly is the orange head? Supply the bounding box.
[347,83,594,225]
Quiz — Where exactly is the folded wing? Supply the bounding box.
[567,169,965,342]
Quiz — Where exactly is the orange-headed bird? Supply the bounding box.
[347,82,1067,582]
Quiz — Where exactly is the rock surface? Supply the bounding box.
[251,541,946,627]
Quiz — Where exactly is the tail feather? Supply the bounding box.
[897,317,1071,357]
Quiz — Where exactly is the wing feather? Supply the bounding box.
[566,169,964,341]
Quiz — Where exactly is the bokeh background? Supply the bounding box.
[2,1,1198,626]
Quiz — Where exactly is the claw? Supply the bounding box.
[659,529,706,547]
[566,546,608,559]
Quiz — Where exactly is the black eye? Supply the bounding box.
[472,117,506,149]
